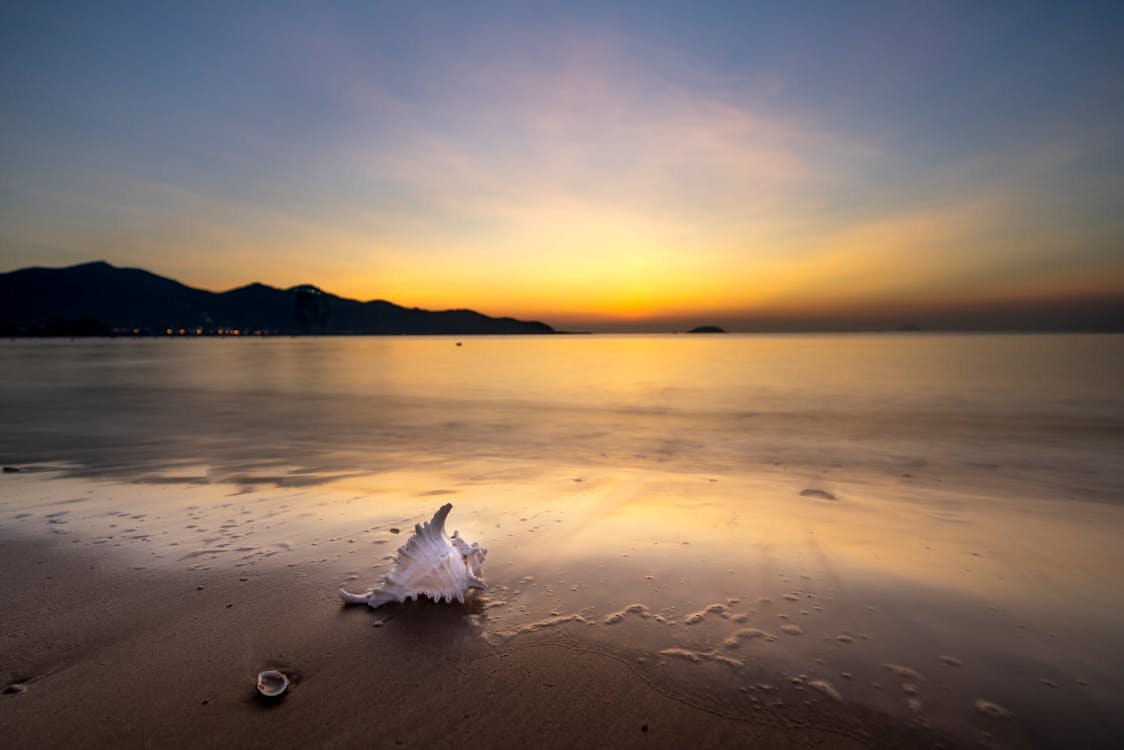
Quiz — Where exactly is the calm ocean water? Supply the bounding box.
[1,333,1121,501]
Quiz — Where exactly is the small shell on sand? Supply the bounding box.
[256,670,290,698]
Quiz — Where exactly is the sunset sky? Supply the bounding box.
[2,1,1122,331]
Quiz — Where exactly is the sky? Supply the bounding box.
[1,1,1122,331]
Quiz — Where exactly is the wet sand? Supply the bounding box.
[3,465,1122,748]
[0,533,936,750]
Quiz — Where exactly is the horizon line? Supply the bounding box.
[4,258,1122,334]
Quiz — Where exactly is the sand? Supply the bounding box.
[5,334,1123,748]
[1,535,935,750]
[2,461,1123,748]
[0,472,981,749]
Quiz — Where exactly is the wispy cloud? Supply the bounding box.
[2,3,1122,326]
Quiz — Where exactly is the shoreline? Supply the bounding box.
[7,469,1123,748]
[0,531,953,749]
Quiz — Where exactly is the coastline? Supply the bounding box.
[5,465,1123,748]
[1,528,943,749]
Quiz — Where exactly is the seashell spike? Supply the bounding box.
[338,503,487,609]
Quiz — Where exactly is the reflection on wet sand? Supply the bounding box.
[3,455,1122,747]
[2,334,1122,747]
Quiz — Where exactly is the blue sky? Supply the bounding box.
[2,1,1122,328]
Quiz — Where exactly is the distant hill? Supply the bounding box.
[0,261,554,336]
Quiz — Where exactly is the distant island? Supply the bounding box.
[0,261,554,336]
[686,325,726,334]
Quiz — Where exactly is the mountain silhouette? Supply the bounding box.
[0,261,554,335]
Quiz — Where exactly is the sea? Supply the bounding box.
[2,333,1122,747]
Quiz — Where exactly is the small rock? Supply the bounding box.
[3,683,26,695]
[389,528,400,535]
[196,585,205,591]
[2,466,21,473]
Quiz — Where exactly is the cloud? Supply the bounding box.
[340,29,858,208]
[3,5,1121,326]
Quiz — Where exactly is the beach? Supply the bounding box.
[0,532,887,749]
[0,472,951,750]
[7,1,1124,744]
[2,335,1123,748]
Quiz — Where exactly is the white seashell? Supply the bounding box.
[339,503,486,609]
[256,670,290,697]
